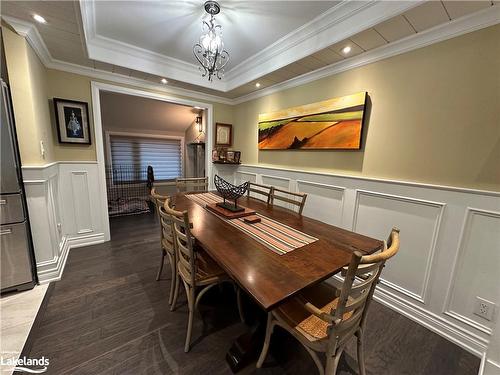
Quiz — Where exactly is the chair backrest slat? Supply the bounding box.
[269,187,307,214]
[327,228,400,350]
[151,188,169,241]
[176,177,208,193]
[247,182,272,203]
[163,199,197,286]
[157,205,175,250]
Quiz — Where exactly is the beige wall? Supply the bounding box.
[233,25,500,191]
[45,72,234,162]
[5,23,499,191]
[3,26,55,165]
[46,69,96,161]
[3,25,234,165]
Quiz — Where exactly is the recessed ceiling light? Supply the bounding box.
[33,14,47,24]
[255,82,261,88]
[160,78,168,84]
[194,106,203,110]
[342,46,352,55]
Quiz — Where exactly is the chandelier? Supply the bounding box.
[193,1,229,81]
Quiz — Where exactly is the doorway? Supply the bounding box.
[91,82,214,241]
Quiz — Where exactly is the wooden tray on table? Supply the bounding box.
[206,203,256,219]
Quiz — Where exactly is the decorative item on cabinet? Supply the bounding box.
[212,148,241,165]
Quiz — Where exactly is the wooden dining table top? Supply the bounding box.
[174,193,384,311]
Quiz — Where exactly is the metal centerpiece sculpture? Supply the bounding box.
[214,175,248,212]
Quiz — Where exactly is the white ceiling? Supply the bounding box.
[1,1,498,100]
[100,91,200,133]
[94,1,338,69]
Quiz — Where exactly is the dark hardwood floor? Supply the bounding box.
[21,213,480,375]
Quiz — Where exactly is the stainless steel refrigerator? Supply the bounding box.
[1,77,38,293]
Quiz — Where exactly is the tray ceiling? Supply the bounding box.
[93,1,338,69]
[1,1,498,101]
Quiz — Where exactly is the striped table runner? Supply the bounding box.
[186,192,318,255]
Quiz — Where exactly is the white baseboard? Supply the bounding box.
[37,233,105,284]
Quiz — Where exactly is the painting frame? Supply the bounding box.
[258,92,368,151]
[215,123,232,147]
[53,98,91,145]
[234,151,241,163]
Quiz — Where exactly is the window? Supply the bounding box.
[109,135,182,181]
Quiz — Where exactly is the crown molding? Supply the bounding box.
[231,6,500,105]
[79,0,226,92]
[78,0,423,92]
[2,5,498,106]
[2,16,52,66]
[224,0,422,90]
[1,16,234,105]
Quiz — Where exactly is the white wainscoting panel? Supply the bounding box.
[22,162,105,283]
[444,208,500,334]
[70,171,93,234]
[235,171,257,185]
[232,164,500,357]
[297,180,345,227]
[22,167,60,268]
[352,190,445,304]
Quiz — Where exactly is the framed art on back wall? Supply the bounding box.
[258,91,367,150]
[215,123,232,147]
[53,98,91,145]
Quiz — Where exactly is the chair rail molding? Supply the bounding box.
[232,164,500,357]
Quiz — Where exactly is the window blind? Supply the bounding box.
[110,135,182,181]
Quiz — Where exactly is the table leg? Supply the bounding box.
[225,292,267,373]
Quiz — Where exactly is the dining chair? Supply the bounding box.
[269,187,307,215]
[164,199,230,352]
[150,188,170,282]
[256,228,401,375]
[176,177,208,193]
[156,197,179,309]
[247,182,273,204]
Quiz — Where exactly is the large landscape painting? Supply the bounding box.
[258,92,367,150]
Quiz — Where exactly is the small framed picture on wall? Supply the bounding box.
[215,123,232,147]
[53,98,91,144]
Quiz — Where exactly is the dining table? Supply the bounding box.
[173,192,384,371]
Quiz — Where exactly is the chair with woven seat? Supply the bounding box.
[176,177,208,193]
[247,182,273,204]
[256,228,401,375]
[150,188,170,281]
[269,187,307,215]
[165,199,230,352]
